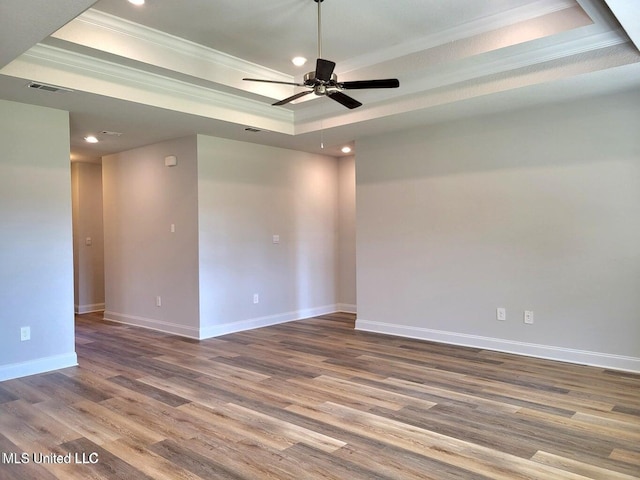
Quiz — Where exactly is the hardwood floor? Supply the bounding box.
[1,312,639,479]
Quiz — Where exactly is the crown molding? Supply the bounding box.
[65,9,291,82]
[50,8,297,103]
[293,40,639,133]
[339,0,580,73]
[400,28,630,95]
[5,43,294,134]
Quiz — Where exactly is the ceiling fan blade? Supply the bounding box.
[315,58,336,82]
[272,90,313,106]
[243,78,305,87]
[327,91,362,109]
[340,79,400,89]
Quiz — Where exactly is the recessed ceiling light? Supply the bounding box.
[84,136,99,143]
[292,57,307,67]
[128,0,145,5]
[341,146,352,154]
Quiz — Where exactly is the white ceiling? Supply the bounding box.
[0,0,639,160]
[0,0,96,67]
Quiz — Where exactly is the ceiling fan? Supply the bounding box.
[243,0,399,109]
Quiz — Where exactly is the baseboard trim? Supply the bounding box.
[75,303,105,314]
[103,311,200,339]
[0,353,78,382]
[104,305,340,340]
[355,319,640,373]
[336,303,357,314]
[200,304,339,339]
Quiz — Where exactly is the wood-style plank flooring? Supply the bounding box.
[1,312,639,479]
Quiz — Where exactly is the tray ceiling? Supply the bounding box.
[0,0,639,160]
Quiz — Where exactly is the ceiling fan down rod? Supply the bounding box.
[315,0,324,59]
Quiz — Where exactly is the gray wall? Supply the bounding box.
[197,135,340,336]
[102,134,344,339]
[0,99,77,381]
[102,136,201,337]
[356,89,640,371]
[338,155,356,312]
[71,161,105,313]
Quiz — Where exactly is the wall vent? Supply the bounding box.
[27,82,74,93]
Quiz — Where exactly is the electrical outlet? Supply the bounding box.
[524,310,534,324]
[156,296,162,307]
[253,294,259,304]
[496,308,506,321]
[21,326,30,341]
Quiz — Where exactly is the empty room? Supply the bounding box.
[1,0,639,479]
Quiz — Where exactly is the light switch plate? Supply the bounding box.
[21,326,30,341]
[524,310,534,324]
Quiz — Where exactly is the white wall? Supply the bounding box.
[71,161,105,313]
[337,155,356,312]
[197,135,339,336]
[102,137,200,337]
[356,89,640,372]
[0,99,77,381]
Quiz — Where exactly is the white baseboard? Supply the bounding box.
[355,319,640,373]
[75,303,105,314]
[105,305,340,340]
[0,353,78,382]
[103,311,201,339]
[336,303,357,314]
[199,304,339,339]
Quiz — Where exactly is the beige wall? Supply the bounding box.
[197,135,340,336]
[102,136,201,337]
[356,89,640,371]
[337,155,356,312]
[0,99,77,380]
[71,161,105,313]
[102,134,349,338]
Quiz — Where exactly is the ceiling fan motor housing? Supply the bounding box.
[304,71,337,84]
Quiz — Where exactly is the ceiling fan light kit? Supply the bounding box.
[243,0,399,109]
